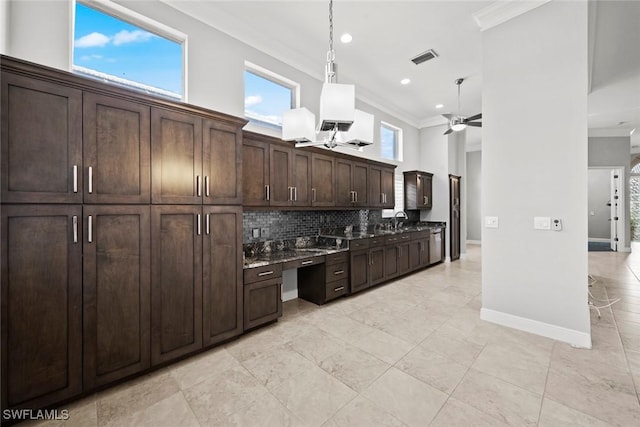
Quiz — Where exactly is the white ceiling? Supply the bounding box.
[161,0,640,145]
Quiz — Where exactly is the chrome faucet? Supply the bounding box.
[393,211,408,230]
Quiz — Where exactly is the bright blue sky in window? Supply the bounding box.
[381,125,397,160]
[73,3,182,96]
[244,70,293,128]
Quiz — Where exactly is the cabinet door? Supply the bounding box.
[349,249,370,293]
[83,92,150,204]
[203,120,242,205]
[244,278,282,331]
[203,206,242,347]
[336,159,353,206]
[151,206,203,365]
[408,240,422,271]
[369,166,383,208]
[83,205,150,388]
[419,238,430,267]
[1,205,82,410]
[384,245,399,279]
[398,242,411,274]
[370,246,385,285]
[1,73,82,204]
[292,151,311,206]
[151,108,202,204]
[381,167,395,208]
[269,145,292,206]
[311,153,335,207]
[243,138,270,206]
[352,162,369,206]
[421,175,433,208]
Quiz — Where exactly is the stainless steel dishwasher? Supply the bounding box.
[429,227,443,264]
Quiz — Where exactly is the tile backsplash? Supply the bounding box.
[243,210,385,243]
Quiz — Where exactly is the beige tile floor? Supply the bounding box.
[29,244,640,426]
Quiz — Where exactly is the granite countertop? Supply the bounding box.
[244,246,349,269]
[319,222,446,240]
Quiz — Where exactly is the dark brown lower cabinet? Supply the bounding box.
[370,245,386,286]
[83,206,151,389]
[349,249,370,293]
[151,206,203,365]
[1,205,83,411]
[203,206,243,346]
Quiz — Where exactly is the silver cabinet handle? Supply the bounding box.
[312,188,317,202]
[88,166,93,194]
[334,286,345,292]
[301,260,314,265]
[206,213,210,235]
[72,216,78,243]
[197,214,201,235]
[197,176,202,197]
[265,185,270,201]
[87,215,93,243]
[258,271,274,277]
[294,186,297,201]
[73,165,78,193]
[288,187,293,201]
[334,270,344,275]
[355,191,358,202]
[205,176,210,197]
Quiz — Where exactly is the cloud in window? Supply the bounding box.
[113,30,154,46]
[75,32,110,48]
[245,95,263,107]
[80,54,104,61]
[245,110,281,126]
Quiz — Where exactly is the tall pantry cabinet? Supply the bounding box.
[0,55,246,412]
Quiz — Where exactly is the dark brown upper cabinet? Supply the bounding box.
[269,145,311,207]
[336,159,369,207]
[203,120,242,205]
[1,72,82,204]
[311,153,335,207]
[1,205,83,411]
[151,108,203,205]
[83,92,151,204]
[404,170,433,210]
[82,205,151,389]
[242,136,270,206]
[369,165,395,209]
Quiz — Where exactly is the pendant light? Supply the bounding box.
[282,0,373,150]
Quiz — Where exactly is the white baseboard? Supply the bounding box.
[466,240,481,245]
[620,246,632,253]
[445,256,451,263]
[480,308,592,349]
[588,238,610,243]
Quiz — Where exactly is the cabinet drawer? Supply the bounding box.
[283,255,325,270]
[385,235,401,245]
[244,277,282,331]
[370,237,385,247]
[325,278,348,301]
[326,251,349,265]
[349,239,370,250]
[412,231,429,240]
[399,234,411,242]
[244,264,282,284]
[326,262,349,280]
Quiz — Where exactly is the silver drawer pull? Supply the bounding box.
[301,260,314,265]
[334,270,344,275]
[88,166,93,194]
[334,286,345,292]
[206,214,210,235]
[72,216,78,243]
[197,214,201,235]
[258,271,274,277]
[73,165,78,193]
[87,215,93,243]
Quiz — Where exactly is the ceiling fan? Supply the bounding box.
[442,78,482,135]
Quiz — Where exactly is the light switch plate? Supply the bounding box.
[485,216,499,229]
[534,216,551,230]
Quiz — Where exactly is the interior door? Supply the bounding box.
[610,169,620,251]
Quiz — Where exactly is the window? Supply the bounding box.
[244,62,298,130]
[380,122,402,161]
[73,1,185,100]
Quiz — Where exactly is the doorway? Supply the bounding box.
[449,174,461,261]
[588,167,625,251]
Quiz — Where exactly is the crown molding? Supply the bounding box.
[588,128,633,138]
[473,0,552,31]
[419,115,449,129]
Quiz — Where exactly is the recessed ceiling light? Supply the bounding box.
[400,78,411,85]
[340,33,352,43]
[435,104,444,109]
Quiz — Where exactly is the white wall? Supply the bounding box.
[481,1,591,347]
[466,150,482,242]
[0,0,8,54]
[4,0,420,195]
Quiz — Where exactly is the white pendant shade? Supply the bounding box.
[338,109,374,146]
[282,107,316,142]
[319,83,355,131]
[451,123,467,132]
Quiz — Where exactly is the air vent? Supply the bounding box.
[411,49,439,65]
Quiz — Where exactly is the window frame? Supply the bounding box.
[380,121,403,162]
[244,61,300,132]
[72,0,188,101]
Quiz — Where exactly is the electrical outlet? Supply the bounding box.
[261,227,269,237]
[252,228,260,238]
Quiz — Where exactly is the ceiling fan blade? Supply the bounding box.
[466,122,482,127]
[464,113,482,122]
[443,127,454,135]
[441,113,453,120]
